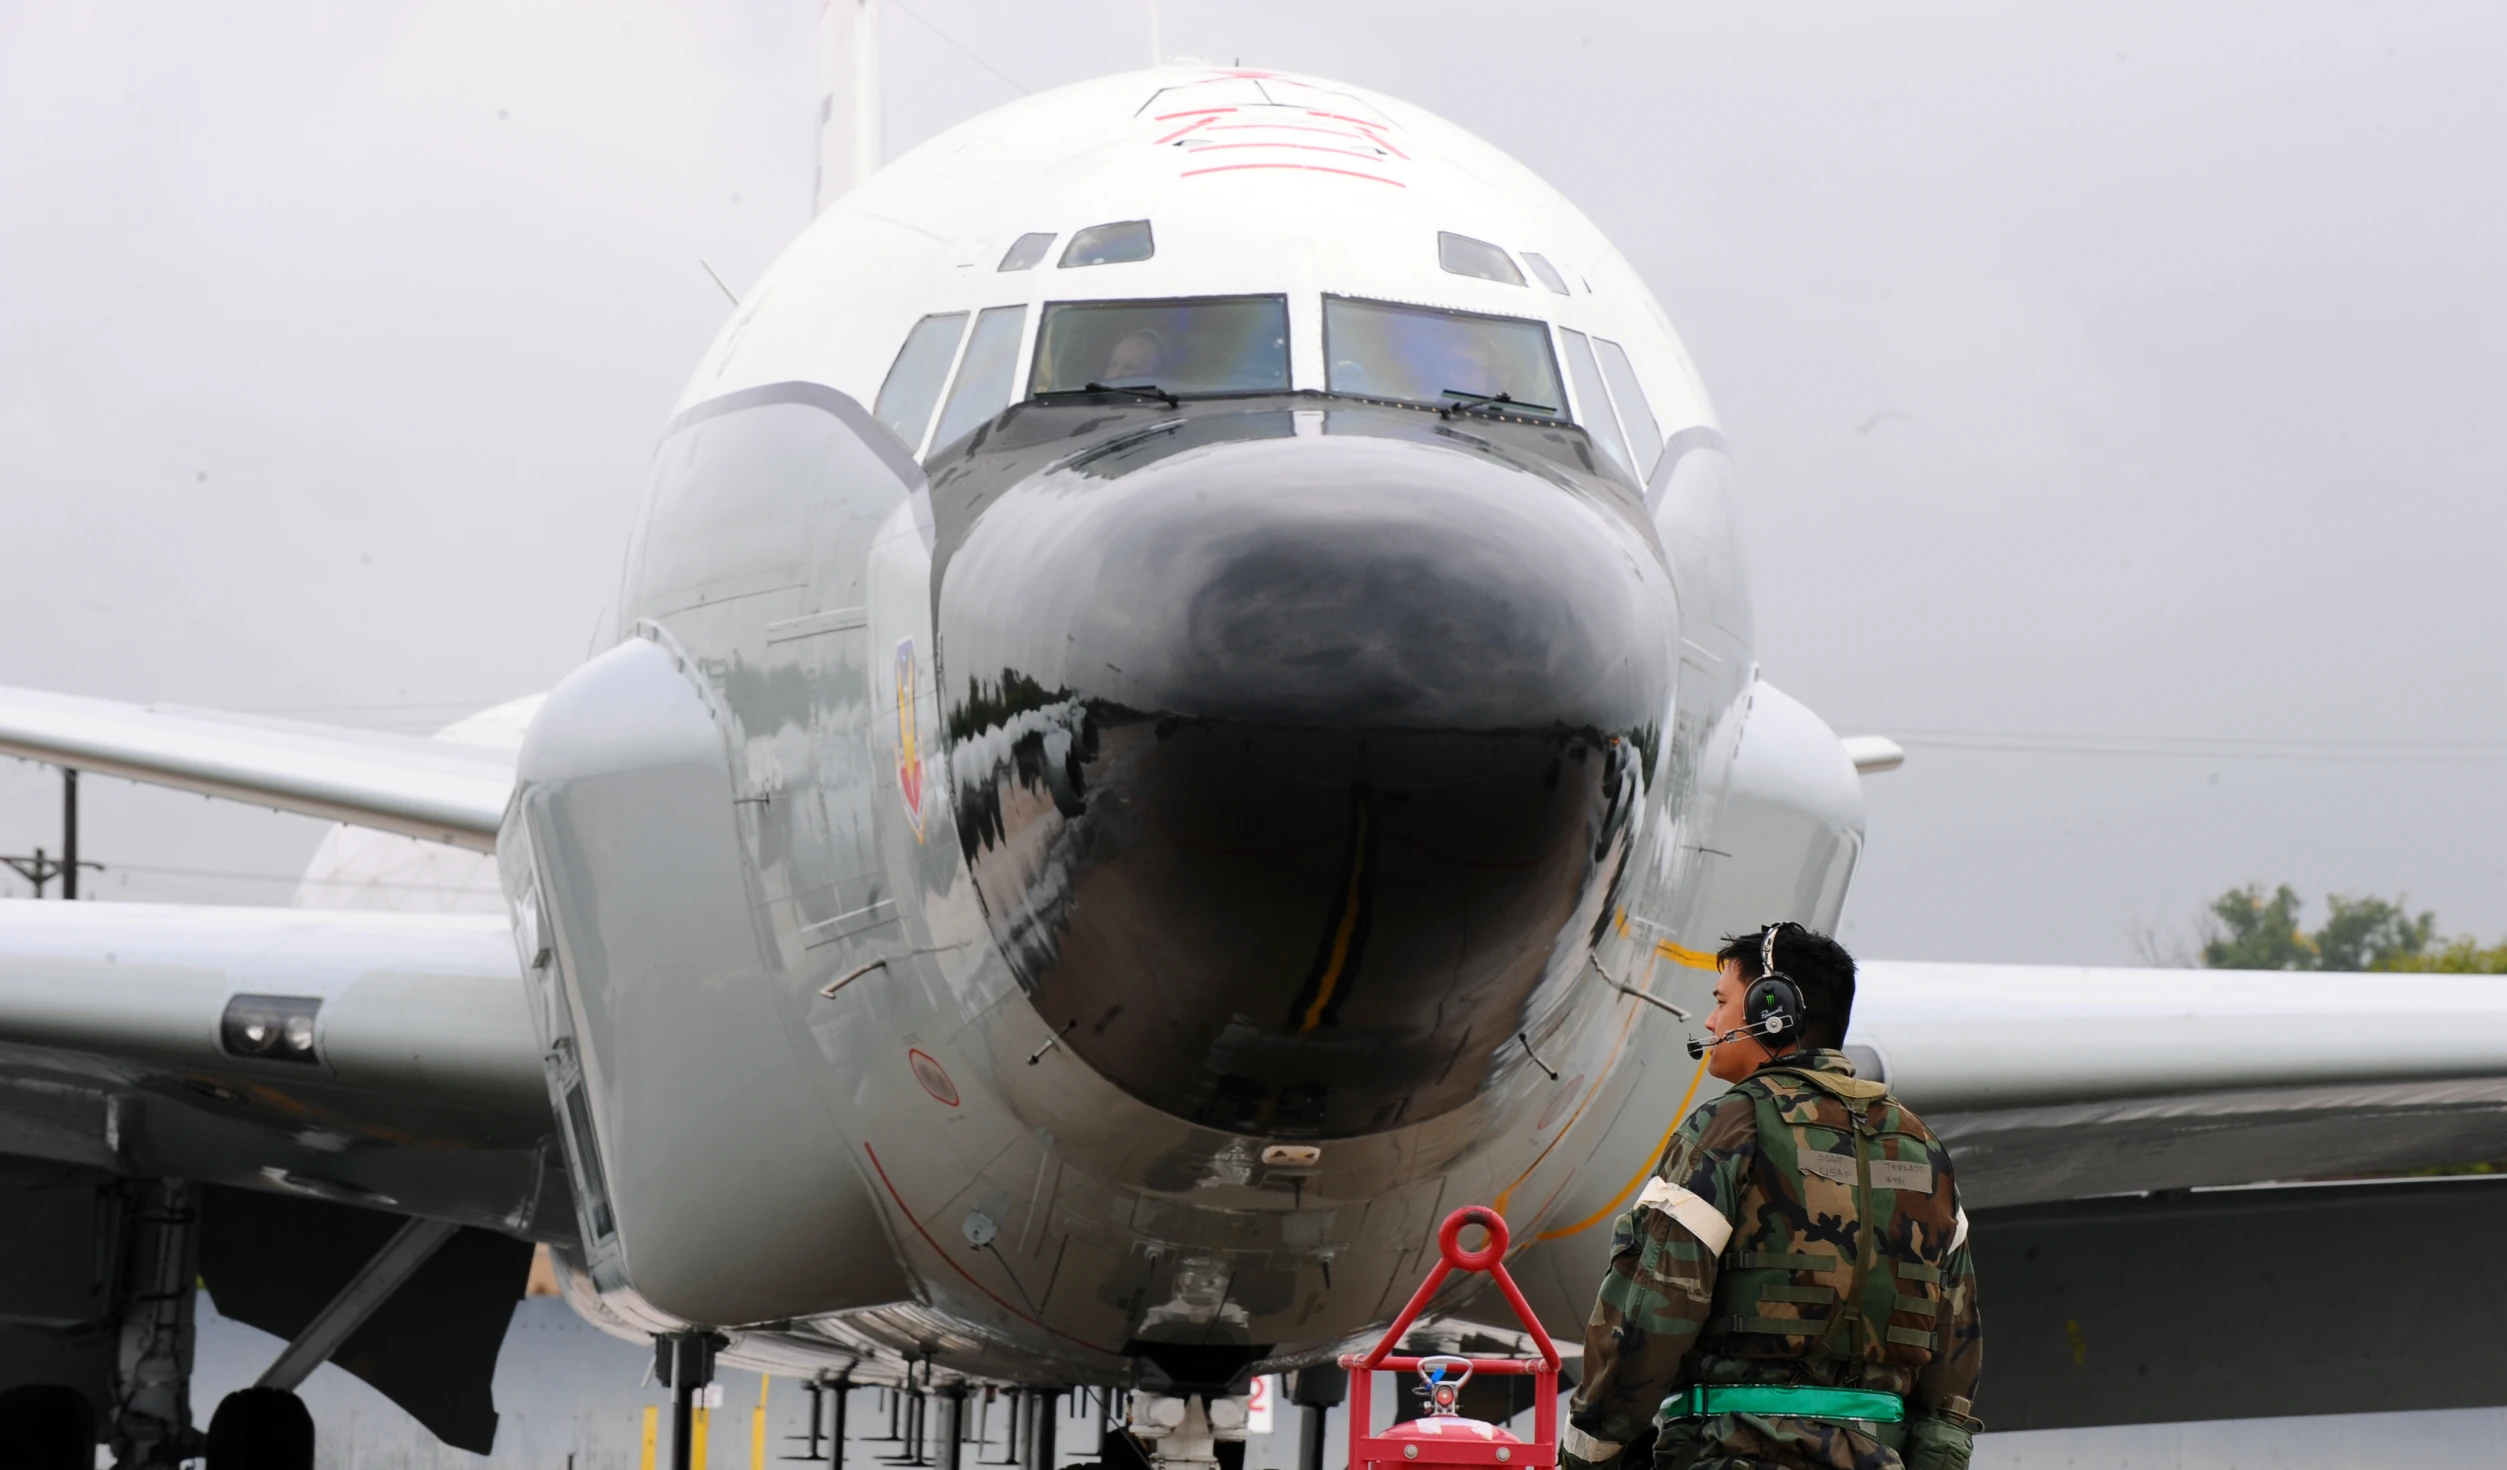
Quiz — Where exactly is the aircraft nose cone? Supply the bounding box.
[936,409,1674,1136]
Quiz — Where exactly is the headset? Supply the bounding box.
[1685,923,1810,1061]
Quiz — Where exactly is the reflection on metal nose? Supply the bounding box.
[935,409,1675,1135]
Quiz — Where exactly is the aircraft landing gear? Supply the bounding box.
[1027,1387,1061,1470]
[111,1177,203,1467]
[1126,1393,1252,1470]
[657,1330,730,1470]
[1288,1367,1347,1470]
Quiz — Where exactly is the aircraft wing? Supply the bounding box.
[0,898,561,1235]
[1850,959,2507,1206]
[1856,961,2507,1428]
[0,684,513,850]
[1512,956,2507,1276]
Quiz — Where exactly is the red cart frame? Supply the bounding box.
[1339,1206,1563,1470]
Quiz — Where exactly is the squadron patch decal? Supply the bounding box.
[895,638,926,840]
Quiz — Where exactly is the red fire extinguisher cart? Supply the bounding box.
[1340,1206,1563,1470]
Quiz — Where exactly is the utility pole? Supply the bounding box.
[1,766,103,899]
[64,767,86,899]
[1,846,60,897]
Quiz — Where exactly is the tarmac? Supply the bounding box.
[191,1296,2507,1469]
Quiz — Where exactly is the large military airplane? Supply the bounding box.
[8,55,2507,1470]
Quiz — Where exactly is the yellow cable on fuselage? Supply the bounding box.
[1533,1050,1713,1241]
[1298,804,1371,1031]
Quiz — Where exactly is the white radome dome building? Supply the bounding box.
[290,695,541,914]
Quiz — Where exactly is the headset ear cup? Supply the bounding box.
[1746,976,1805,1041]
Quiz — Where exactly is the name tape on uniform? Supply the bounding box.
[1799,1151,1933,1193]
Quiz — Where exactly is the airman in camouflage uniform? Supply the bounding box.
[1565,925,1983,1470]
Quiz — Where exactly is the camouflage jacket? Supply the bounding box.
[1566,1050,1982,1470]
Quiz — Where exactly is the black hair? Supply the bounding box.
[1716,922,1856,1051]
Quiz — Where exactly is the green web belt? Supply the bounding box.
[1663,1384,1906,1424]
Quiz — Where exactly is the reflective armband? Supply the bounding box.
[1561,1423,1623,1463]
[1634,1176,1734,1254]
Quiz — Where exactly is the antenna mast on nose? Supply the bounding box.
[814,0,884,213]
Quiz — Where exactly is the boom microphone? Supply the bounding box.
[1683,1012,1794,1060]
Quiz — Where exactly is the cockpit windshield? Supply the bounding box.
[1031,296,1290,398]
[1323,296,1565,419]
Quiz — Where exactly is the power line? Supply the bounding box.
[1868,728,2507,765]
[1885,727,2507,752]
[0,783,57,812]
[93,862,499,897]
[1902,746,2507,765]
[234,700,508,715]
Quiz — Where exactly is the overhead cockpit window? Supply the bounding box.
[874,312,968,451]
[930,305,1028,452]
[1031,297,1290,398]
[1558,328,1635,478]
[1438,232,1526,287]
[1521,251,1571,296]
[1323,296,1564,419]
[1593,337,1665,482]
[997,232,1057,272]
[1059,220,1154,268]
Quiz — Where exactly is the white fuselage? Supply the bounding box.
[503,66,1868,1390]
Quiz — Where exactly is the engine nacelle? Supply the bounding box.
[503,633,910,1326]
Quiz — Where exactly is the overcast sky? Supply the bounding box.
[2,1,2502,965]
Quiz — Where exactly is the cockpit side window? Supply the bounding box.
[1059,220,1154,268]
[1439,232,1526,286]
[1558,328,1635,479]
[874,312,968,452]
[1520,251,1571,296]
[930,305,1028,452]
[997,232,1057,272]
[1031,297,1290,397]
[1323,296,1564,419]
[1593,337,1665,482]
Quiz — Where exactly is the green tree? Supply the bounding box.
[2314,894,2437,971]
[2378,936,2507,974]
[2201,884,2317,969]
[2199,885,2437,971]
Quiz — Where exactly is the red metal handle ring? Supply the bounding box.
[1438,1204,1508,1273]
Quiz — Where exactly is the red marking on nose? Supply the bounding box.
[1208,121,1374,139]
[1181,141,1388,162]
[1153,116,1217,144]
[1180,162,1405,187]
